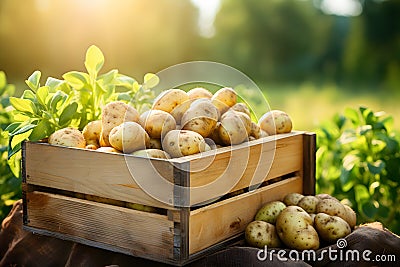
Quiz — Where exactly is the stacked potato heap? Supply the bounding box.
[245,193,357,250]
[47,87,293,158]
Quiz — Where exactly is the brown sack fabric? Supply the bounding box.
[1,200,399,267]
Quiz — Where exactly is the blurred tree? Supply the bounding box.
[210,0,334,84]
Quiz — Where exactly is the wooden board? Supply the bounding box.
[188,175,303,254]
[25,191,175,262]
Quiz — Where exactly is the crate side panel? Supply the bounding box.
[188,176,303,254]
[25,191,175,260]
[189,133,303,206]
[24,142,174,209]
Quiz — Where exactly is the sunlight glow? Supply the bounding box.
[320,0,363,16]
[191,0,221,38]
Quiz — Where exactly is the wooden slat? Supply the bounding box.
[188,176,303,254]
[24,142,175,209]
[188,132,304,206]
[25,191,175,261]
[303,132,316,195]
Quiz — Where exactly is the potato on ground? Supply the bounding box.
[297,196,320,214]
[219,110,250,145]
[100,101,140,147]
[314,213,351,243]
[258,110,292,135]
[48,127,86,148]
[255,201,287,224]
[211,87,237,115]
[245,221,282,248]
[276,206,320,250]
[109,122,149,153]
[283,192,304,206]
[187,87,213,100]
[181,99,219,137]
[152,89,189,113]
[162,130,206,158]
[139,110,176,139]
[82,120,102,149]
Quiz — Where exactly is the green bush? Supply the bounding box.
[316,106,400,234]
[0,71,21,224]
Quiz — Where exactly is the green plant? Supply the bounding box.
[316,106,400,234]
[0,71,21,223]
[6,45,157,176]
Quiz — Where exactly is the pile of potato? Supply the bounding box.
[245,193,357,250]
[47,87,293,158]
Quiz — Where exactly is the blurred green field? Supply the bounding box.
[262,84,400,132]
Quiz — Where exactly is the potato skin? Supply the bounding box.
[245,221,282,248]
[181,99,219,137]
[147,138,162,149]
[101,101,139,147]
[343,205,357,229]
[255,201,287,224]
[231,102,251,117]
[139,110,176,139]
[162,130,206,158]
[250,121,262,139]
[152,89,189,113]
[131,149,170,159]
[276,206,320,250]
[316,198,348,222]
[109,122,149,153]
[187,87,213,100]
[211,87,237,115]
[82,120,102,148]
[170,100,192,125]
[297,196,320,214]
[259,110,292,135]
[48,127,86,148]
[314,213,351,243]
[283,192,304,206]
[96,146,120,153]
[219,110,250,145]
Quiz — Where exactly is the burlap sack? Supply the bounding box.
[1,200,399,267]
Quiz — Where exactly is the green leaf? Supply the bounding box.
[7,151,21,178]
[0,71,6,90]
[63,71,90,90]
[355,184,370,203]
[367,160,385,175]
[116,74,135,88]
[345,107,360,126]
[49,91,68,113]
[21,90,36,101]
[29,120,52,141]
[59,102,78,126]
[361,201,378,219]
[9,97,36,114]
[9,123,37,137]
[98,69,118,85]
[85,45,104,78]
[143,73,159,88]
[25,71,41,92]
[357,125,372,135]
[36,86,49,107]
[45,77,64,91]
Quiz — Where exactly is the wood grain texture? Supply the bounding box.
[303,132,316,195]
[188,175,303,254]
[25,191,175,261]
[24,142,175,209]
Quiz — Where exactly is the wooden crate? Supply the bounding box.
[22,131,316,266]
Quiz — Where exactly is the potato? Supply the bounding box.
[96,146,120,153]
[82,120,102,148]
[222,110,251,135]
[48,127,86,148]
[148,138,162,149]
[245,221,282,248]
[283,192,304,206]
[181,99,219,137]
[211,87,237,115]
[314,213,351,243]
[258,110,292,135]
[218,111,250,145]
[315,193,339,202]
[297,196,320,214]
[131,149,170,159]
[85,144,98,150]
[170,100,193,125]
[231,102,251,117]
[152,89,189,113]
[250,121,262,139]
[276,206,320,250]
[109,122,150,153]
[101,101,140,147]
[139,110,176,139]
[208,122,224,145]
[187,87,213,100]
[316,198,348,222]
[254,201,287,224]
[162,130,206,158]
[343,205,357,229]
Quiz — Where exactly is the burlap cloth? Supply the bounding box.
[1,200,399,266]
